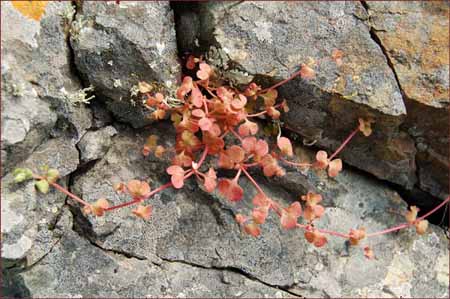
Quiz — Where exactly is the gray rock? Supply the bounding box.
[71,1,181,128]
[3,228,296,298]
[184,1,417,189]
[64,126,447,297]
[77,126,117,163]
[1,1,93,173]
[1,137,79,268]
[366,2,449,199]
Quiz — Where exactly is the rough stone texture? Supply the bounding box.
[77,126,117,163]
[366,1,449,198]
[1,137,79,268]
[189,1,419,189]
[1,1,92,173]
[71,1,181,128]
[53,126,446,297]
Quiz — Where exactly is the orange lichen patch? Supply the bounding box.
[11,1,49,21]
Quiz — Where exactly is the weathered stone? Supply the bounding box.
[64,126,448,297]
[366,1,449,198]
[1,137,79,268]
[3,229,296,298]
[77,126,117,163]
[187,1,418,189]
[1,1,92,173]
[71,1,181,128]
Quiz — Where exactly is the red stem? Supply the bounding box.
[328,127,359,160]
[366,195,450,238]
[259,69,303,94]
[33,175,89,206]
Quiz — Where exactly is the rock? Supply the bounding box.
[3,229,296,298]
[366,2,449,198]
[71,1,181,128]
[1,137,79,268]
[77,126,117,163]
[184,1,418,189]
[1,1,93,173]
[63,125,447,297]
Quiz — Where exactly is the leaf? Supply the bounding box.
[13,168,33,183]
[12,0,49,21]
[363,246,375,260]
[277,137,293,157]
[218,178,243,202]
[197,63,212,80]
[252,206,269,224]
[358,117,375,137]
[127,180,151,199]
[328,159,342,177]
[299,64,315,80]
[405,206,419,224]
[415,220,428,235]
[315,150,328,169]
[348,227,366,246]
[203,168,217,193]
[90,198,110,217]
[35,179,49,194]
[167,165,185,189]
[243,222,261,237]
[132,205,153,220]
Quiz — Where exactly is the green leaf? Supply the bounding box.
[35,180,50,194]
[46,168,59,183]
[13,168,33,183]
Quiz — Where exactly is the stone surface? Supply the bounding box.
[65,127,449,297]
[1,1,92,173]
[77,126,117,163]
[71,1,181,128]
[187,1,419,189]
[1,137,79,268]
[366,1,449,198]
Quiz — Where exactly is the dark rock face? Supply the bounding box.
[71,1,181,128]
[1,1,448,297]
[366,1,449,198]
[182,1,448,195]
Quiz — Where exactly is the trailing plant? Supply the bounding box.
[14,56,450,259]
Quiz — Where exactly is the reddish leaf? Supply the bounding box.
[405,206,419,224]
[238,120,258,136]
[415,220,428,235]
[127,180,151,199]
[132,205,153,220]
[277,137,293,157]
[199,117,214,131]
[300,64,316,80]
[315,150,329,169]
[197,62,212,80]
[349,227,366,246]
[203,168,217,193]
[328,159,342,177]
[301,192,322,207]
[243,222,261,237]
[235,214,248,225]
[190,87,204,108]
[167,165,185,189]
[358,117,374,137]
[252,206,269,224]
[304,230,328,247]
[252,192,270,207]
[218,179,244,202]
[363,246,375,260]
[231,94,247,110]
[84,198,110,217]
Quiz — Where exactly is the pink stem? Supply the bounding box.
[259,69,303,94]
[366,195,450,238]
[229,128,244,142]
[328,127,359,160]
[33,175,89,206]
[106,171,195,211]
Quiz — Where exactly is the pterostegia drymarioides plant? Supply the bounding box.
[14,54,450,260]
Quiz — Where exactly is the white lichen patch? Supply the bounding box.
[253,21,273,43]
[1,235,33,260]
[383,253,414,298]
